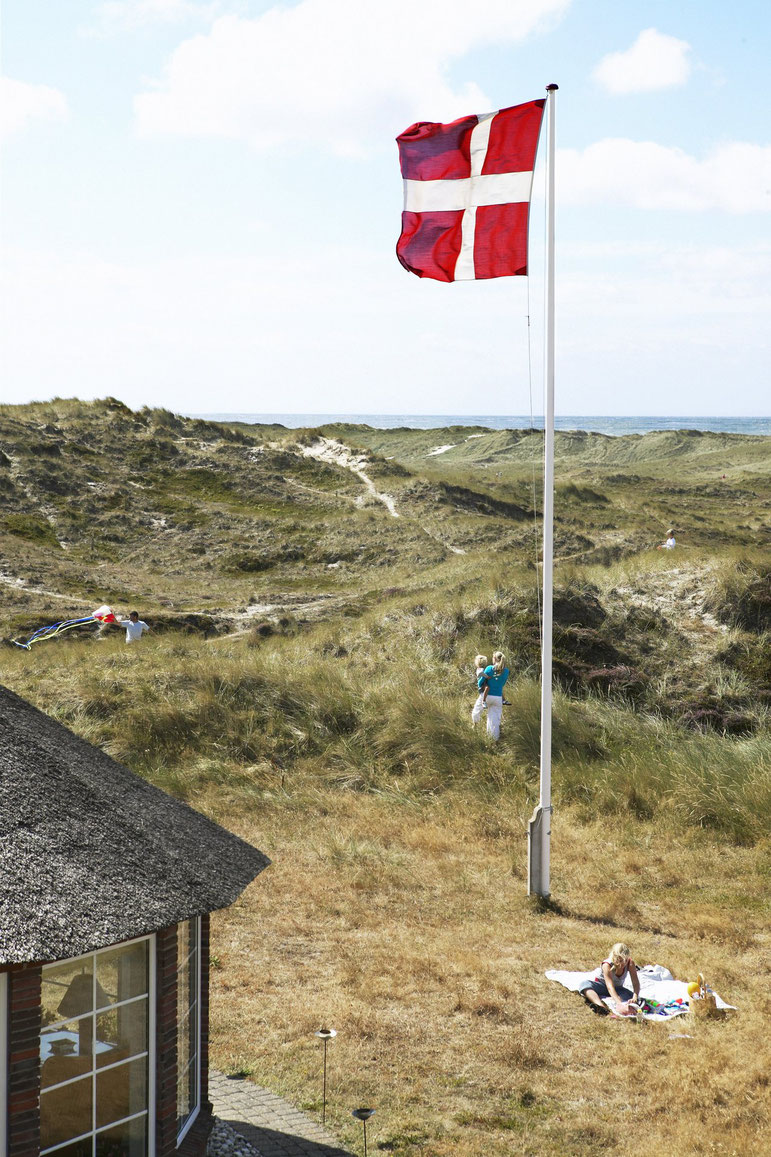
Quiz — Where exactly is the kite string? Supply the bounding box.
[526,276,543,640]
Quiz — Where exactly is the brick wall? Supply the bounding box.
[6,964,42,1157]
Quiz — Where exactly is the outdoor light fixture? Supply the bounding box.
[351,1107,375,1156]
[315,1027,336,1125]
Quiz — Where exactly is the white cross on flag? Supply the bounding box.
[396,99,545,282]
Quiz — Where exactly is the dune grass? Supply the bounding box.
[10,616,769,846]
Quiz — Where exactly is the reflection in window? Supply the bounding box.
[40,937,151,1156]
[177,918,201,1139]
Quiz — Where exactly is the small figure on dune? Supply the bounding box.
[657,529,676,550]
[578,942,641,1016]
[471,654,489,727]
[118,611,150,644]
[479,651,509,740]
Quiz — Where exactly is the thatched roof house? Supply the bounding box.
[0,684,269,1157]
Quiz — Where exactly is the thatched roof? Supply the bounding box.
[0,684,269,965]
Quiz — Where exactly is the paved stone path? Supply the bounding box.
[209,1071,356,1157]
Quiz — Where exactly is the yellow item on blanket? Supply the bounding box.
[686,981,700,998]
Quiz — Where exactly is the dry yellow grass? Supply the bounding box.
[207,786,770,1157]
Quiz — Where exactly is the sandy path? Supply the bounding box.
[300,438,399,518]
[0,572,93,605]
[612,563,728,662]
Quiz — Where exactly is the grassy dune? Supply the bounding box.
[1,402,770,1155]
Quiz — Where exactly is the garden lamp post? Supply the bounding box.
[315,1027,336,1125]
[352,1107,375,1156]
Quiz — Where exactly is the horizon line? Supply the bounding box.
[191,412,769,419]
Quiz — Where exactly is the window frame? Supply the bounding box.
[175,917,202,1145]
[39,934,156,1157]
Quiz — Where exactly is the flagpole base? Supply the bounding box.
[527,804,552,897]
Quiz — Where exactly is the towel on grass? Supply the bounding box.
[545,964,736,1021]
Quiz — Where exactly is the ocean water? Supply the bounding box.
[195,414,771,436]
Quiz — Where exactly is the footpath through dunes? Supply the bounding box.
[608,562,729,660]
[299,436,400,517]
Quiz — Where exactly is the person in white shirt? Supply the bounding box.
[657,529,676,550]
[118,611,150,643]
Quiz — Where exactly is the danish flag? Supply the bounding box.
[396,99,545,283]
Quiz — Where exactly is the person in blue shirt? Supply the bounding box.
[480,651,509,739]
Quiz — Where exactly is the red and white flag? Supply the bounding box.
[396,99,545,283]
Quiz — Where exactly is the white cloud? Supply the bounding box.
[133,0,571,153]
[558,138,771,212]
[91,0,219,33]
[0,77,69,140]
[592,28,692,94]
[4,238,768,417]
[555,242,771,413]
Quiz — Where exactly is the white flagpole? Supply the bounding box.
[528,83,558,898]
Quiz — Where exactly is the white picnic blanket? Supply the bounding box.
[545,964,735,1021]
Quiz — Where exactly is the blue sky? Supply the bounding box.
[2,0,769,416]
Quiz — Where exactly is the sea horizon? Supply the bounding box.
[192,414,771,437]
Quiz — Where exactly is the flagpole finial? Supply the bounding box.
[546,84,559,91]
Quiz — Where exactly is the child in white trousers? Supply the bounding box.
[471,654,489,726]
[478,652,510,740]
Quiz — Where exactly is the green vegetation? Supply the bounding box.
[1,400,769,1156]
[3,513,60,545]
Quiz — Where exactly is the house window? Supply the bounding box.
[40,937,153,1156]
[176,918,201,1141]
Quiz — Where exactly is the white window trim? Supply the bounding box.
[176,918,202,1145]
[1,971,7,1157]
[39,934,156,1157]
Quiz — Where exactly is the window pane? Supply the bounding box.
[176,919,200,1135]
[96,1112,147,1157]
[96,1057,148,1130]
[40,1074,93,1149]
[176,958,189,1029]
[41,1017,94,1088]
[183,1059,196,1118]
[41,1142,92,1157]
[177,1011,190,1079]
[42,961,94,1025]
[96,999,147,1067]
[177,920,191,967]
[96,942,148,1008]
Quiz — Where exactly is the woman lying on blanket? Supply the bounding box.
[578,942,641,1015]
